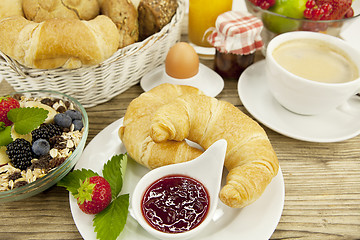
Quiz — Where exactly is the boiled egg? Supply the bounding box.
[165,42,199,79]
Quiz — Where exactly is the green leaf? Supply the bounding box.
[57,169,98,196]
[7,107,49,135]
[0,126,13,146]
[103,154,128,199]
[93,194,129,240]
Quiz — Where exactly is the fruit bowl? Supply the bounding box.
[245,0,360,51]
[0,90,88,202]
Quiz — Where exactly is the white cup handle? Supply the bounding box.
[336,90,360,115]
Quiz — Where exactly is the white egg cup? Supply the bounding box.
[140,64,224,97]
[131,139,227,240]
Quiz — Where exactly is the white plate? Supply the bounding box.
[140,63,224,97]
[70,118,285,240]
[238,60,360,142]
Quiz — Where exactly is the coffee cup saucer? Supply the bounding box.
[238,60,360,142]
[140,63,224,97]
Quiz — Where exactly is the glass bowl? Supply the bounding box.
[245,0,360,51]
[0,90,88,202]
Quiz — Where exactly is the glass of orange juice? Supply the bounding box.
[188,0,233,49]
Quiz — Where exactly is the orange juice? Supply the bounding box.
[188,0,233,47]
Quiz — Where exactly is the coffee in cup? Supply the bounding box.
[266,31,360,115]
[272,39,358,84]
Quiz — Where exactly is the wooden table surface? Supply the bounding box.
[1,32,360,240]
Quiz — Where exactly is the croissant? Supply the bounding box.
[0,0,23,19]
[119,83,204,169]
[149,89,279,208]
[0,15,120,69]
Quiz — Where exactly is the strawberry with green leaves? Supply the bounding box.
[76,176,112,214]
[58,154,129,240]
[0,96,20,126]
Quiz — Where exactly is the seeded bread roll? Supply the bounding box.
[100,0,139,48]
[138,0,177,40]
[0,0,23,19]
[22,0,100,22]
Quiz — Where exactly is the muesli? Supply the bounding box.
[0,94,84,192]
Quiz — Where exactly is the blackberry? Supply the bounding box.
[6,138,33,170]
[31,123,62,143]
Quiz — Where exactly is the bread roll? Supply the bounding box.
[0,15,120,69]
[138,0,177,40]
[100,0,139,48]
[22,0,100,22]
[0,0,23,19]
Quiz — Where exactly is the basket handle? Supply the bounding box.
[0,51,27,78]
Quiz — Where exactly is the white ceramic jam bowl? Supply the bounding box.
[131,139,227,240]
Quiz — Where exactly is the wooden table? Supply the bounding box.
[1,37,360,240]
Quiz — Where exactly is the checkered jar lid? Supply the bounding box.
[207,11,264,55]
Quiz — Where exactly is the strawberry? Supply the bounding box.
[75,176,112,214]
[0,96,20,127]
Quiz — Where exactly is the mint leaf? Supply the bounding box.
[93,194,129,240]
[7,107,49,135]
[0,126,12,146]
[103,154,128,199]
[57,169,98,196]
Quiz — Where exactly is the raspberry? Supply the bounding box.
[304,0,352,20]
[31,123,62,143]
[249,0,275,9]
[6,138,33,170]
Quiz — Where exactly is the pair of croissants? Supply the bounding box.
[119,83,279,208]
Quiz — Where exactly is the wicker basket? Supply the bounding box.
[0,0,186,108]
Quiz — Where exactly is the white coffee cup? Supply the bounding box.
[266,31,360,115]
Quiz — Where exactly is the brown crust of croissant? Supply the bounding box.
[149,87,279,208]
[119,83,204,169]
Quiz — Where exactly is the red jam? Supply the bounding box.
[141,174,209,233]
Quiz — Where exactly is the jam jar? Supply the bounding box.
[207,11,264,79]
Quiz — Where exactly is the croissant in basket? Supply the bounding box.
[120,83,279,208]
[0,15,120,69]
